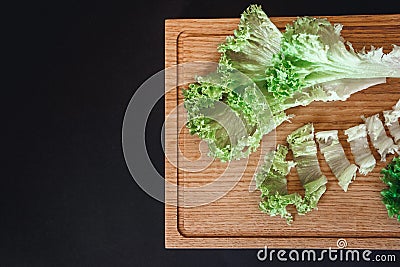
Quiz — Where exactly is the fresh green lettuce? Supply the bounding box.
[218,4,282,86]
[266,16,400,99]
[380,156,400,221]
[363,114,398,161]
[183,5,395,161]
[316,130,357,192]
[183,69,287,161]
[383,100,400,144]
[183,5,291,161]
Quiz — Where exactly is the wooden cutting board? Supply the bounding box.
[165,15,400,249]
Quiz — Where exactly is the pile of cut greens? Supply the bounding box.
[183,5,400,223]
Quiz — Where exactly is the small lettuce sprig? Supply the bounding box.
[380,157,400,221]
[184,5,391,162]
[383,100,400,144]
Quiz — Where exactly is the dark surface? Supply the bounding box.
[2,0,400,266]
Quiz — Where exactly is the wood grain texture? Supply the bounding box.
[165,15,400,249]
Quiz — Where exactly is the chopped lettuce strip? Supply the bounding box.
[383,100,400,144]
[316,130,357,192]
[344,124,376,175]
[256,145,301,224]
[363,114,398,161]
[266,16,400,99]
[287,124,327,214]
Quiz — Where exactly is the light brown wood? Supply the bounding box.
[165,15,400,249]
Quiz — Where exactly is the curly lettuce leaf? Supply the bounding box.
[256,145,301,224]
[287,123,327,214]
[278,78,385,111]
[344,124,376,175]
[266,16,400,99]
[218,4,282,86]
[316,130,357,192]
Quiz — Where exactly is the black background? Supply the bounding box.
[3,0,400,266]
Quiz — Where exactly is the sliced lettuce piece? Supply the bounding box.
[316,130,357,192]
[363,114,398,161]
[218,5,282,86]
[256,145,301,224]
[383,100,400,144]
[344,124,376,175]
[183,6,289,162]
[287,123,327,214]
[380,156,400,221]
[266,16,400,99]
